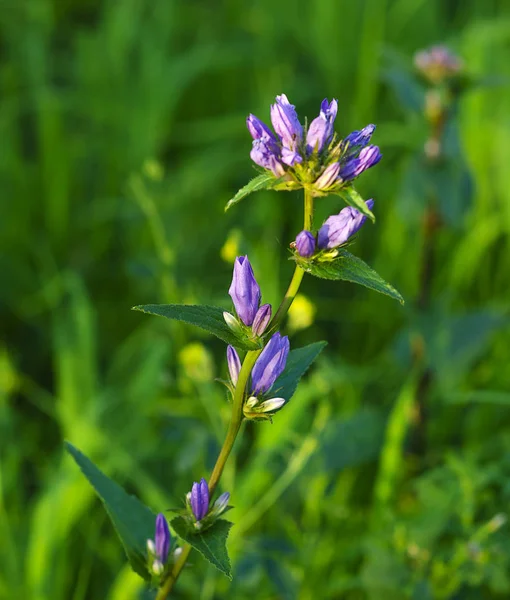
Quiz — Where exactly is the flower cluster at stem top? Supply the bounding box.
[247,94,381,196]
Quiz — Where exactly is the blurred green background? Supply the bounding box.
[1,0,510,598]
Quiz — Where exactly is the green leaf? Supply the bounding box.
[171,516,233,579]
[225,173,276,211]
[132,304,260,351]
[65,442,155,581]
[337,187,375,222]
[301,250,404,304]
[274,341,327,401]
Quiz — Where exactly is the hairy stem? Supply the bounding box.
[156,189,314,598]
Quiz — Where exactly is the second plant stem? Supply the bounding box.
[156,189,314,599]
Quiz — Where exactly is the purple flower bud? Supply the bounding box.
[155,513,171,563]
[281,146,303,166]
[252,303,272,336]
[251,332,290,396]
[226,345,241,385]
[190,478,209,521]
[344,124,376,148]
[250,138,286,176]
[295,230,316,258]
[270,94,303,150]
[339,145,382,181]
[306,98,338,154]
[246,114,277,142]
[229,256,261,326]
[314,162,340,190]
[318,200,374,249]
[212,492,230,514]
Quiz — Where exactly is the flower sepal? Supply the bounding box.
[243,395,286,422]
[223,311,265,348]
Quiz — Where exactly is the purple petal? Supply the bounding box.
[229,256,261,326]
[251,332,290,395]
[295,230,316,258]
[155,513,171,563]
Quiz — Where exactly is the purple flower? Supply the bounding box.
[250,137,285,176]
[247,114,277,142]
[295,230,316,258]
[227,345,241,385]
[314,162,340,190]
[271,94,303,152]
[155,514,171,563]
[251,332,290,396]
[252,303,272,336]
[344,124,376,148]
[281,146,303,167]
[190,478,209,521]
[339,145,382,181]
[306,98,338,154]
[318,200,374,249]
[229,256,261,326]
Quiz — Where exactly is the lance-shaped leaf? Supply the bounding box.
[171,516,233,579]
[65,442,155,581]
[298,250,404,304]
[225,173,277,211]
[336,187,375,222]
[132,304,261,351]
[273,341,327,401]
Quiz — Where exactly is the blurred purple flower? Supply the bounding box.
[318,200,374,249]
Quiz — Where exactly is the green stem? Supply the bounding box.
[268,188,314,333]
[156,189,314,598]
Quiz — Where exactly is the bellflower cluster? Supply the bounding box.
[186,478,230,530]
[247,94,382,195]
[294,200,374,259]
[146,514,171,576]
[227,332,289,420]
[224,256,271,338]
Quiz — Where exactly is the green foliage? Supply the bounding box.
[171,517,233,579]
[2,1,510,599]
[338,186,376,221]
[133,304,261,351]
[299,249,405,304]
[65,443,155,581]
[225,173,278,211]
[274,341,327,401]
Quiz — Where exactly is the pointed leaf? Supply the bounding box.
[337,187,375,222]
[171,516,233,578]
[225,173,276,211]
[65,442,155,581]
[132,304,260,351]
[299,250,404,304]
[273,341,327,401]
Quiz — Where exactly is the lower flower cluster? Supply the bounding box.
[294,199,374,259]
